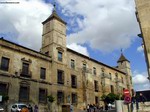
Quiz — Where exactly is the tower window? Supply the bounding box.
[58,51,62,62]
[1,57,10,71]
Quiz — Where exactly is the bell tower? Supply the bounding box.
[117,52,133,94]
[41,4,67,63]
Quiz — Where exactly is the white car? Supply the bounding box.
[11,103,28,112]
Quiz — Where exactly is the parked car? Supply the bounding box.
[0,106,4,112]
[11,103,28,112]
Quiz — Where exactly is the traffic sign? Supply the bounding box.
[123,89,130,96]
[124,96,131,104]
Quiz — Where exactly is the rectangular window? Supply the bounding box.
[72,93,77,104]
[71,75,77,88]
[21,63,31,78]
[93,67,96,75]
[57,70,64,84]
[57,91,64,104]
[19,85,29,102]
[71,59,75,69]
[58,51,62,62]
[95,96,99,104]
[1,57,10,71]
[110,85,114,93]
[39,88,47,103]
[94,80,98,92]
[0,83,8,95]
[109,73,112,80]
[40,68,46,79]
[83,63,86,71]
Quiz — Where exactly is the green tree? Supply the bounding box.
[47,95,55,112]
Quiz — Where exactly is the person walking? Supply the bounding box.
[131,93,139,112]
[34,105,38,112]
[138,93,146,111]
[28,104,33,112]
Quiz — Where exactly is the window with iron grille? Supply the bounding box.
[19,85,29,102]
[57,91,64,104]
[39,88,47,103]
[40,67,46,79]
[71,75,77,88]
[0,83,8,95]
[94,80,98,92]
[1,57,9,71]
[95,96,99,104]
[57,70,64,84]
[71,59,75,69]
[93,67,96,75]
[72,93,77,104]
[58,51,62,62]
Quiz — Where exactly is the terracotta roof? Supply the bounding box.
[117,53,130,63]
[42,10,67,25]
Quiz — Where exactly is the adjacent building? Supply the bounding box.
[135,0,150,80]
[0,7,133,111]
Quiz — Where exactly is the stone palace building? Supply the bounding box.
[0,7,133,111]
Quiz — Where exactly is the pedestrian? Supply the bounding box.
[28,104,33,112]
[87,104,90,112]
[139,93,146,103]
[34,105,38,112]
[131,93,139,112]
[138,93,146,111]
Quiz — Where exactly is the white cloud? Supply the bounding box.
[0,0,53,51]
[137,46,143,52]
[133,74,148,84]
[67,43,89,56]
[57,0,140,53]
[132,71,150,91]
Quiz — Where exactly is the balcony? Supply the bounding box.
[114,78,121,83]
[82,68,92,74]
[20,69,32,78]
[101,73,111,79]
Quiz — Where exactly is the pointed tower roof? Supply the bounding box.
[42,4,66,25]
[117,53,130,63]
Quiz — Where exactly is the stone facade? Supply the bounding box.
[0,8,133,111]
[135,0,150,80]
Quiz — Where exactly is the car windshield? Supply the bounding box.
[18,105,27,109]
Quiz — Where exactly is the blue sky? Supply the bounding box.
[0,0,149,91]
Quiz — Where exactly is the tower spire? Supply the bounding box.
[53,2,56,12]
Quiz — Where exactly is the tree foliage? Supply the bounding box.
[101,93,121,103]
[47,95,55,103]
